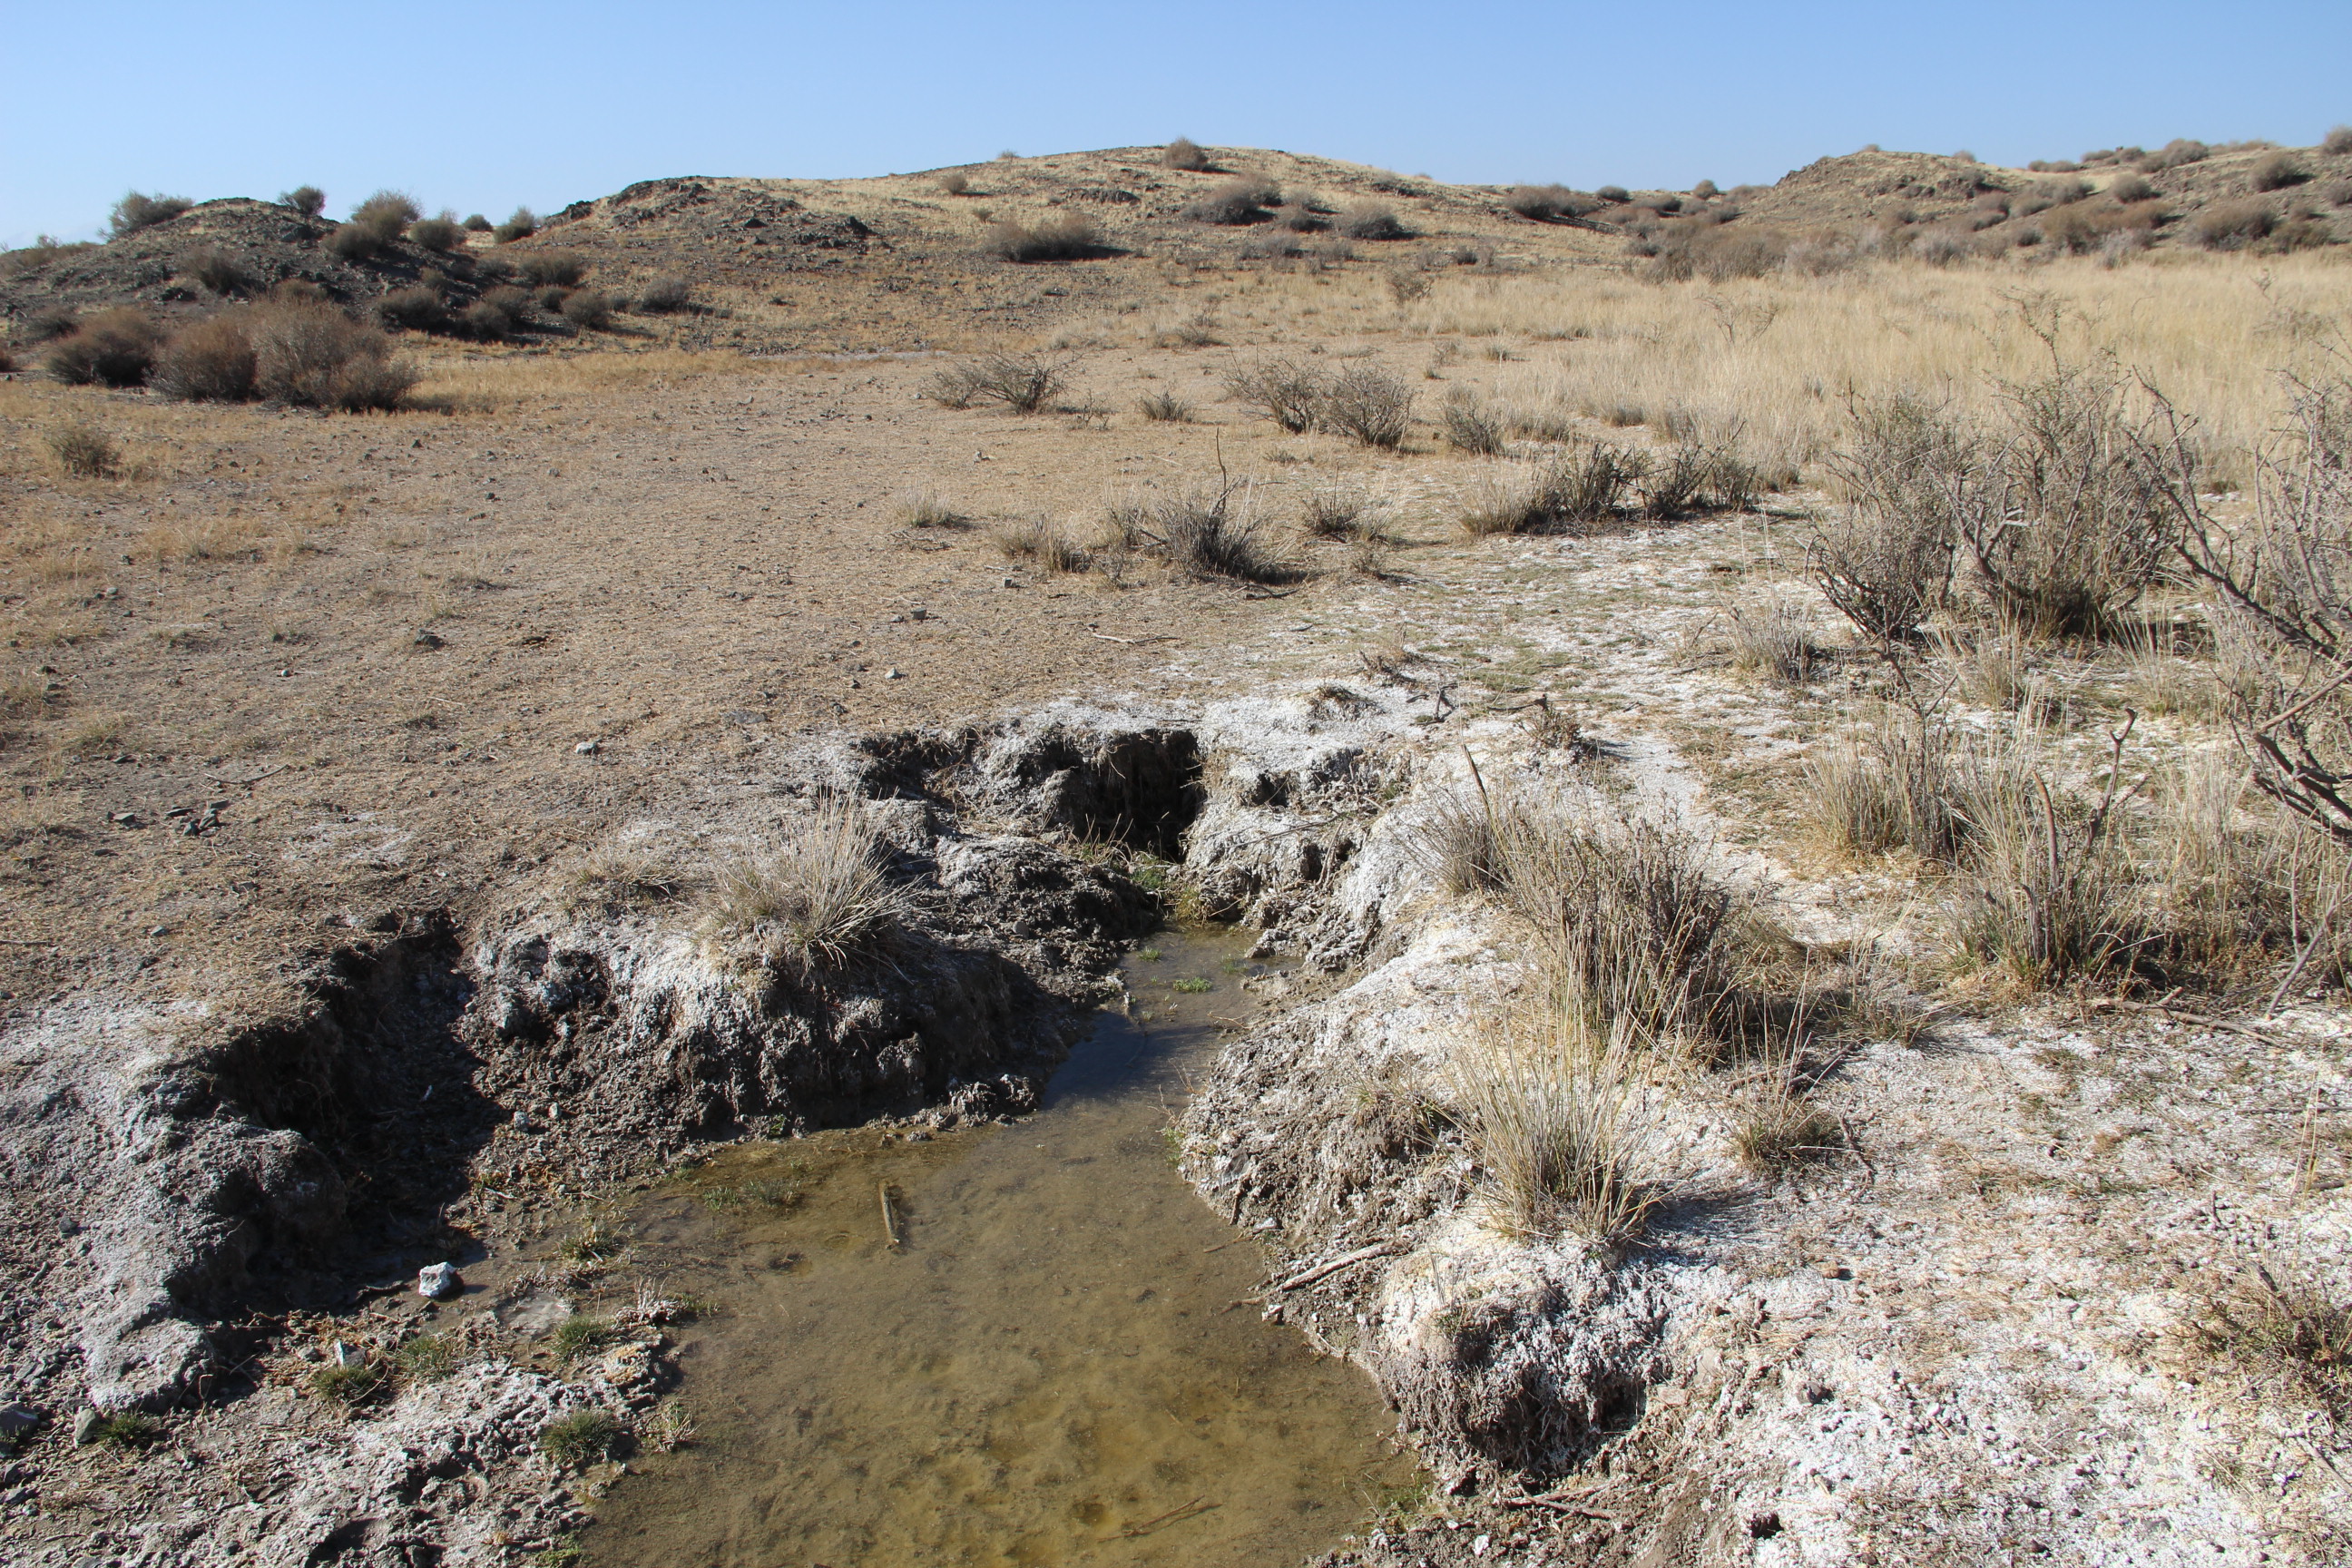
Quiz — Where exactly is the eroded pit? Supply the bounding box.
[578,924,1415,1567]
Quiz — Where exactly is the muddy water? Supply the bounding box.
[584,926,1414,1567]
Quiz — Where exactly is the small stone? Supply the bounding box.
[146,926,169,938]
[884,668,903,681]
[412,629,443,649]
[573,740,600,755]
[417,1262,463,1300]
[72,1409,102,1447]
[331,1341,365,1367]
[0,1404,44,1441]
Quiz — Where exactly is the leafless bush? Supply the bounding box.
[250,302,415,410]
[45,308,162,387]
[326,222,385,261]
[1956,359,2173,638]
[517,250,588,287]
[1811,393,1969,645]
[110,192,191,237]
[352,191,420,239]
[986,217,1100,261]
[2192,201,2277,250]
[2141,139,2210,171]
[1182,178,1279,225]
[457,300,511,341]
[1460,444,1648,536]
[1442,393,1508,456]
[936,171,971,196]
[927,350,1069,413]
[561,289,614,331]
[636,276,692,313]
[1162,137,1210,172]
[702,796,907,973]
[1338,204,1411,240]
[407,216,463,252]
[493,208,538,243]
[46,421,120,479]
[185,249,255,296]
[1504,184,1593,221]
[280,185,326,218]
[2251,153,2307,192]
[1224,358,1326,433]
[1139,483,1292,583]
[1319,365,1413,448]
[152,314,259,401]
[1136,390,1191,423]
[377,287,450,334]
[2109,172,2156,202]
[1301,484,1377,539]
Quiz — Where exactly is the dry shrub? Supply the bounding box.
[926,350,1068,413]
[280,185,326,218]
[636,275,692,313]
[1338,204,1411,241]
[1459,444,1648,536]
[2192,201,2276,250]
[407,216,463,252]
[326,222,384,260]
[110,192,191,237]
[1807,714,1984,863]
[1638,433,1756,518]
[1135,390,1191,423]
[1442,393,1508,456]
[185,249,255,296]
[251,303,415,410]
[1320,365,1413,448]
[1504,185,1592,221]
[1450,1005,1659,1248]
[46,421,120,479]
[493,208,538,243]
[1726,596,1819,683]
[890,488,966,529]
[1162,137,1210,172]
[1810,392,1968,644]
[936,171,971,196]
[702,796,907,973]
[1182,178,1279,225]
[458,300,512,341]
[1955,358,2172,639]
[1945,723,2145,989]
[987,217,1100,261]
[1301,484,1377,539]
[2251,153,2307,192]
[152,314,259,401]
[2192,1261,2352,1416]
[517,250,587,287]
[377,286,450,334]
[561,289,614,331]
[1137,484,1291,583]
[2327,126,2352,157]
[45,309,162,387]
[1224,358,1325,433]
[2109,172,2156,203]
[994,516,1090,573]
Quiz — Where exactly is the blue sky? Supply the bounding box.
[5,1,2347,247]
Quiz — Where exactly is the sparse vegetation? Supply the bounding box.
[1451,1003,1658,1248]
[986,217,1100,262]
[636,275,693,313]
[1318,365,1413,448]
[1441,392,1508,455]
[1162,137,1211,172]
[110,191,192,236]
[1224,358,1327,434]
[1183,178,1279,225]
[46,420,121,479]
[46,308,162,387]
[926,350,1069,412]
[538,1408,621,1468]
[1337,204,1410,241]
[995,515,1090,573]
[517,250,588,287]
[407,216,464,252]
[493,208,539,243]
[890,488,967,528]
[702,796,908,972]
[560,289,615,331]
[1136,390,1192,422]
[280,185,326,218]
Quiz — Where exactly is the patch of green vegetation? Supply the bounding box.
[1135,946,1163,962]
[1371,1475,1436,1532]
[699,1171,809,1213]
[529,1540,584,1568]
[1171,977,1213,994]
[309,1360,388,1406]
[562,1220,626,1263]
[551,1315,612,1366]
[1129,859,1171,891]
[88,1412,167,1450]
[394,1333,456,1383]
[539,1410,621,1468]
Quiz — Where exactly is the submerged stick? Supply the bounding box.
[878,1183,900,1250]
[1119,1497,1216,1538]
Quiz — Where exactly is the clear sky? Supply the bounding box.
[5,0,2347,248]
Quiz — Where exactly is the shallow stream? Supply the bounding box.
[583,926,1413,1566]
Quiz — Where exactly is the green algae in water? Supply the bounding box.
[583,927,1414,1567]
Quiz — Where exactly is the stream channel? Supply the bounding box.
[582,924,1415,1567]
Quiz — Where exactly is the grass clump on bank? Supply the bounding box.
[702,796,907,974]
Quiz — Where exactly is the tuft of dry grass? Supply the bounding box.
[1726,596,1820,683]
[46,421,120,479]
[1450,1003,1659,1250]
[2191,1261,2352,1416]
[701,796,907,973]
[986,217,1100,262]
[1441,392,1509,456]
[993,516,1090,573]
[889,488,967,529]
[1135,390,1192,423]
